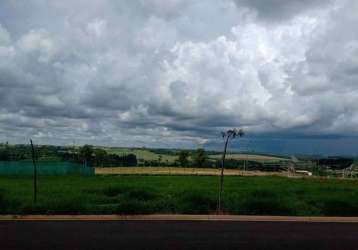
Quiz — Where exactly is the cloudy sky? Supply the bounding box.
[1,0,358,155]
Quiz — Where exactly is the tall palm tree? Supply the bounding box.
[217,128,244,213]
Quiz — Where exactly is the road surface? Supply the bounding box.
[1,220,358,250]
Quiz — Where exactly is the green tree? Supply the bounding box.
[0,142,10,161]
[192,148,208,168]
[178,151,189,167]
[94,148,107,167]
[158,155,163,165]
[79,145,93,166]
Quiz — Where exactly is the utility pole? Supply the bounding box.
[30,139,37,203]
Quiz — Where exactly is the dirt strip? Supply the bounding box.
[95,167,288,176]
[2,214,358,222]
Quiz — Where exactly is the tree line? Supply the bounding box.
[0,142,285,170]
[61,145,138,167]
[0,143,137,167]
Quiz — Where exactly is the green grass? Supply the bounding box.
[1,175,358,216]
[102,147,177,163]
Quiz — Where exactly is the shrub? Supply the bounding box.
[102,185,157,201]
[126,188,157,201]
[320,198,358,216]
[0,189,6,212]
[21,196,88,214]
[116,200,150,214]
[178,190,216,214]
[102,186,127,197]
[239,189,293,215]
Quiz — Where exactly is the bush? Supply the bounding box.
[21,196,88,214]
[0,189,6,211]
[126,188,157,201]
[116,200,150,214]
[320,198,358,216]
[0,189,23,214]
[178,190,217,214]
[102,185,157,201]
[102,185,127,197]
[239,189,293,215]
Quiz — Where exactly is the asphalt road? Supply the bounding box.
[1,220,358,250]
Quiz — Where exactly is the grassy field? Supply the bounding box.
[101,147,177,162]
[1,175,358,216]
[99,147,290,164]
[95,167,287,176]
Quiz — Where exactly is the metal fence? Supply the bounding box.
[0,161,94,176]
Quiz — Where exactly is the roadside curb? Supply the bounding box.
[2,215,358,222]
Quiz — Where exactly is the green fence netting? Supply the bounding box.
[0,161,94,176]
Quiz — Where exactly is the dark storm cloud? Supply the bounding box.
[234,0,330,21]
[1,0,358,153]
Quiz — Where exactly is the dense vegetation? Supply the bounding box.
[1,175,358,216]
[0,144,215,168]
[0,143,285,169]
[0,143,355,173]
[0,144,137,167]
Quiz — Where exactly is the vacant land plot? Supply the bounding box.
[1,176,358,216]
[95,167,286,176]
